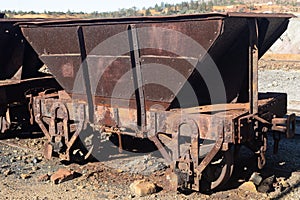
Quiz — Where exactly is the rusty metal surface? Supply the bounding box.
[32,80,291,191]
[272,113,296,138]
[34,91,288,141]
[18,13,293,192]
[0,20,25,79]
[0,18,51,80]
[0,17,63,133]
[20,13,292,111]
[0,76,61,133]
[227,12,294,18]
[18,13,227,26]
[17,12,294,26]
[20,19,221,108]
[248,18,259,114]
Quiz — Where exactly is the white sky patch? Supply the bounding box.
[1,0,185,13]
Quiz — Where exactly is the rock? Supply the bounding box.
[1,164,10,168]
[77,185,85,190]
[38,174,50,182]
[32,158,38,164]
[50,168,74,184]
[239,181,257,193]
[20,173,31,179]
[128,194,134,199]
[130,179,157,197]
[16,156,22,161]
[281,180,290,189]
[3,169,12,176]
[37,156,43,161]
[31,166,39,171]
[276,177,290,188]
[148,161,153,166]
[249,172,263,186]
[272,81,278,86]
[257,175,275,193]
[291,172,300,179]
[107,194,118,199]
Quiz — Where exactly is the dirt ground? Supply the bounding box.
[0,129,299,200]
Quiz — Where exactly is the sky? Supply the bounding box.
[1,0,185,13]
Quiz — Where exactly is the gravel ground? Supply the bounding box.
[0,133,300,200]
[258,67,300,110]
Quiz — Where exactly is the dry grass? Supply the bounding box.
[261,53,300,61]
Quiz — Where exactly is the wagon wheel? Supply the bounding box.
[70,124,99,162]
[201,148,234,191]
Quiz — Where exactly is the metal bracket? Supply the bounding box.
[128,24,146,133]
[248,18,259,114]
[77,26,94,124]
[49,102,69,155]
[272,113,296,138]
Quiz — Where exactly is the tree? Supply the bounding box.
[145,8,151,16]
[207,1,214,11]
[182,1,189,9]
[154,3,160,11]
[195,1,200,10]
[199,2,207,11]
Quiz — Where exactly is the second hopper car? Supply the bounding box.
[0,17,60,133]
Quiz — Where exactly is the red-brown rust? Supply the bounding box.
[17,13,294,192]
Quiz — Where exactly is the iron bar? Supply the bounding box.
[248,19,259,114]
[128,24,146,132]
[77,26,94,123]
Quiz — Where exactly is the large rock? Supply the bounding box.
[50,168,74,184]
[20,173,31,180]
[130,179,157,197]
[38,174,50,182]
[239,181,257,193]
[3,169,12,176]
[257,175,275,193]
[249,172,263,186]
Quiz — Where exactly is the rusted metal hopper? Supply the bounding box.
[18,13,295,192]
[20,13,292,110]
[0,18,61,132]
[0,18,45,80]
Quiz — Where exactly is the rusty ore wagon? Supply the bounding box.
[0,12,296,192]
[0,17,60,132]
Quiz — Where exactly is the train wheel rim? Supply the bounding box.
[203,148,234,190]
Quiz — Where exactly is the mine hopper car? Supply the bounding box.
[19,13,296,192]
[0,18,61,133]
